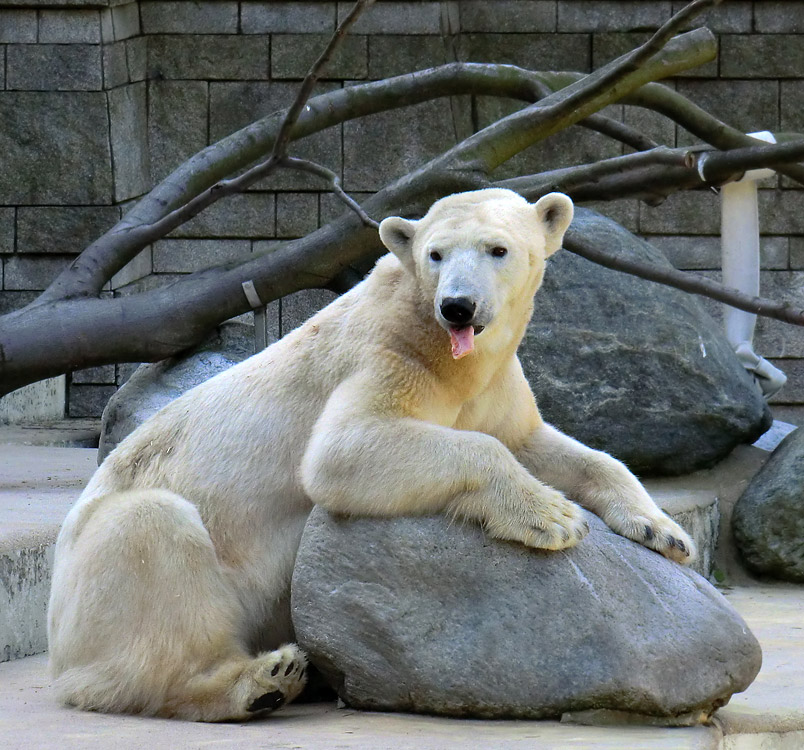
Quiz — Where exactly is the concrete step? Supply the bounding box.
[0,446,97,662]
[1,585,802,749]
[0,419,101,449]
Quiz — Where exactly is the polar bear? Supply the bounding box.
[48,188,695,721]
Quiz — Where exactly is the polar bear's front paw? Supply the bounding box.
[488,490,589,551]
[616,512,696,564]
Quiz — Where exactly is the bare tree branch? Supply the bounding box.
[580,114,660,152]
[497,139,804,202]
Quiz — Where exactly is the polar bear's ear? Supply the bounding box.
[534,193,574,257]
[379,216,419,275]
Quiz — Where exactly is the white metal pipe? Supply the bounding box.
[721,178,761,347]
[719,131,787,398]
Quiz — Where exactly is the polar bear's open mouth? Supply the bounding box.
[449,325,485,360]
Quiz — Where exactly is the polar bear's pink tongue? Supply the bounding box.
[450,326,474,359]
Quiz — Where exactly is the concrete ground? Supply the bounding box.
[2,438,804,749]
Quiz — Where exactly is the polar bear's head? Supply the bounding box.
[379,189,573,359]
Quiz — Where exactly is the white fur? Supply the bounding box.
[48,189,695,721]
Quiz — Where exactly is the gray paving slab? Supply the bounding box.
[0,654,719,750]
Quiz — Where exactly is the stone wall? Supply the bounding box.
[1,0,804,420]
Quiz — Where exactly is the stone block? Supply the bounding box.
[276,192,318,238]
[68,384,117,418]
[103,41,129,89]
[760,189,804,235]
[241,2,335,34]
[281,287,337,335]
[108,82,149,201]
[110,246,152,289]
[169,193,276,239]
[336,1,442,34]
[0,10,37,43]
[101,8,114,42]
[721,35,804,78]
[152,239,250,273]
[769,359,804,405]
[0,291,38,315]
[112,2,140,40]
[17,206,120,255]
[272,34,367,80]
[648,235,789,271]
[754,2,804,34]
[575,199,639,233]
[558,1,671,32]
[671,1,752,33]
[676,80,779,146]
[126,37,147,82]
[459,1,556,32]
[367,35,448,79]
[780,81,804,132]
[72,365,116,384]
[140,1,238,34]
[148,35,270,80]
[0,92,113,204]
[593,32,717,78]
[3,255,74,291]
[343,98,466,192]
[0,208,13,255]
[639,190,722,235]
[457,32,590,72]
[6,45,103,92]
[209,81,341,191]
[622,103,677,148]
[148,80,208,183]
[38,9,101,44]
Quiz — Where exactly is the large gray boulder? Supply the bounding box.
[522,208,771,476]
[733,427,804,581]
[98,321,258,462]
[292,508,762,721]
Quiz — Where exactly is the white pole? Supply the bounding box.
[719,131,787,398]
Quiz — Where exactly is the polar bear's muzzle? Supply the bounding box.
[438,297,487,360]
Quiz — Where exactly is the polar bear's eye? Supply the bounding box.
[490,246,508,258]
[429,251,443,262]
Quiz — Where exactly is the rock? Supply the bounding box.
[98,321,259,462]
[733,427,804,581]
[292,508,762,721]
[520,208,771,476]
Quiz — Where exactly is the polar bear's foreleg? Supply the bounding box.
[515,424,696,563]
[48,489,306,720]
[302,398,589,551]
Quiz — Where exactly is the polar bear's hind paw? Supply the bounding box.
[242,644,307,717]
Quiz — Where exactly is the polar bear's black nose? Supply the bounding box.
[440,297,476,325]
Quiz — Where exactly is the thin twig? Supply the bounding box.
[280,156,379,229]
